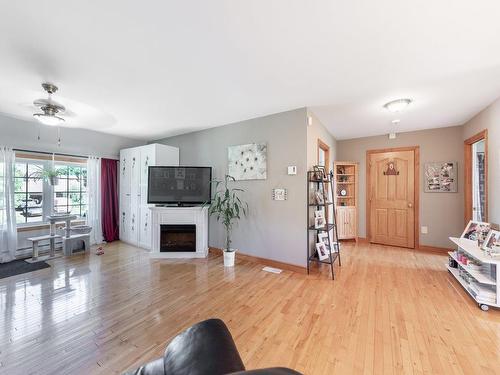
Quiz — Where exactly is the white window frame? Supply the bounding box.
[14,157,87,228]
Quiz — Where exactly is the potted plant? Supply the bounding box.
[30,166,62,186]
[206,175,248,267]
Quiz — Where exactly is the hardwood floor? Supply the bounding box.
[0,241,499,375]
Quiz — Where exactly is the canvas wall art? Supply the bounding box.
[228,143,267,180]
[424,162,457,192]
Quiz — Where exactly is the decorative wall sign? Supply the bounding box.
[228,143,267,180]
[424,162,457,192]
[272,188,287,201]
[383,161,399,175]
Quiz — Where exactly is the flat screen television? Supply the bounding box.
[147,166,212,205]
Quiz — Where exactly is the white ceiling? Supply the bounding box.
[2,1,500,140]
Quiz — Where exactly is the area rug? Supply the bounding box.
[0,259,50,280]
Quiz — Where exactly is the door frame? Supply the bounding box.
[464,129,488,224]
[317,138,330,171]
[366,146,420,249]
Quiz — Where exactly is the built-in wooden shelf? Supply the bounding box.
[334,161,358,241]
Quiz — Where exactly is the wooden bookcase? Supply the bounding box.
[334,161,358,240]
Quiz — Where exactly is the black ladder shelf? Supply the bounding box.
[307,168,341,280]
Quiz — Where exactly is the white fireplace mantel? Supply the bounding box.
[150,206,209,258]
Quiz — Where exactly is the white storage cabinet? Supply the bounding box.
[119,144,179,249]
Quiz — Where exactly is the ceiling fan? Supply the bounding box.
[33,83,66,126]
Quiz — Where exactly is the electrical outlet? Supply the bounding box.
[421,226,428,234]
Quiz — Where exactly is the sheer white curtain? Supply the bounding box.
[0,147,17,263]
[87,156,103,245]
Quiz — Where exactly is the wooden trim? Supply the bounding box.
[366,146,420,249]
[356,237,369,244]
[209,247,307,274]
[464,129,488,224]
[317,138,330,171]
[15,151,87,164]
[334,161,359,239]
[418,245,451,254]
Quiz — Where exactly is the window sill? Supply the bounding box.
[17,220,86,233]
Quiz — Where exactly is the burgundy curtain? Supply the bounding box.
[101,158,119,242]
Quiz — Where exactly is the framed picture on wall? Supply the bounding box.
[424,162,458,192]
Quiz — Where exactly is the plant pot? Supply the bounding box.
[223,249,236,267]
[48,176,59,186]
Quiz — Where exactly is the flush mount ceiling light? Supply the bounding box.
[391,119,401,125]
[383,98,412,113]
[33,83,66,126]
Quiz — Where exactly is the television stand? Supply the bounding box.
[154,203,203,208]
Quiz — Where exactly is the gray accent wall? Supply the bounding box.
[307,110,337,170]
[155,108,309,266]
[463,97,500,226]
[0,114,145,158]
[337,125,465,248]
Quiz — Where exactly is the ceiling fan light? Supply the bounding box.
[383,98,412,113]
[33,113,65,126]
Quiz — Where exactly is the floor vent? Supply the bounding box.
[262,266,282,274]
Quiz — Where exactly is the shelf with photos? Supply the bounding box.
[307,167,341,280]
[447,219,500,311]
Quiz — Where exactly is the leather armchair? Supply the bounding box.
[124,319,301,375]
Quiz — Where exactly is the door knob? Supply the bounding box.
[408,203,413,208]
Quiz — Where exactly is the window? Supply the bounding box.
[14,160,44,224]
[13,156,87,226]
[0,160,5,223]
[54,164,88,218]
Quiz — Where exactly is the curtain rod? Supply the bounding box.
[13,148,89,159]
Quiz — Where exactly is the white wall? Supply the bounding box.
[0,114,144,159]
[306,109,337,171]
[463,98,500,226]
[0,113,144,252]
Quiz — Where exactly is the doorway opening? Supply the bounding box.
[317,139,330,171]
[317,138,332,225]
[464,130,488,223]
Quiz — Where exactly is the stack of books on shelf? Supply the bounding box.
[469,281,496,303]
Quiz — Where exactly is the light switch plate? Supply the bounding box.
[421,226,428,234]
[287,166,297,175]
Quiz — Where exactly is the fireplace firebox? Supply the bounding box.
[160,224,196,252]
